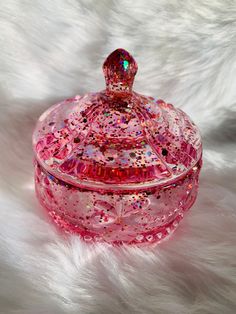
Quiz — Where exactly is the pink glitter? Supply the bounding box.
[33,48,202,245]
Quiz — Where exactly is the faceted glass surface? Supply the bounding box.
[35,159,201,245]
[33,48,202,245]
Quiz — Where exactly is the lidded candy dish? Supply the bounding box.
[33,48,202,245]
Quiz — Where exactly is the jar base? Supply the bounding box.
[37,194,193,246]
[35,158,200,246]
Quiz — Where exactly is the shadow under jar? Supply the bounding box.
[33,48,202,245]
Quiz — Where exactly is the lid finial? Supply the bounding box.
[103,48,138,95]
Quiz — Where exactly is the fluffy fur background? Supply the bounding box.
[0,1,236,313]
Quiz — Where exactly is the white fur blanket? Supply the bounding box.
[0,1,236,313]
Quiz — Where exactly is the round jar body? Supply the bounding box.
[34,158,201,245]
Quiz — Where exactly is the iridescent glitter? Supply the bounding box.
[123,60,129,71]
[33,48,202,245]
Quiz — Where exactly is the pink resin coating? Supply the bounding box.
[33,49,202,245]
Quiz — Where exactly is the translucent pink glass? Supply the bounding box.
[33,49,202,245]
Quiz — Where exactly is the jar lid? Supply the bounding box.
[33,48,202,190]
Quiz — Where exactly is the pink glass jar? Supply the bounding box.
[33,49,202,245]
